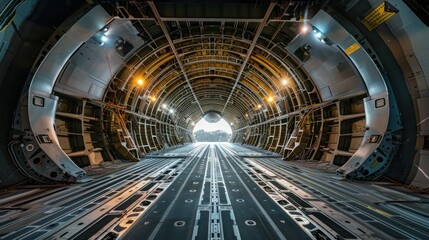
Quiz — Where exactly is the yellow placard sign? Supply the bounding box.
[344,43,361,56]
[361,1,398,31]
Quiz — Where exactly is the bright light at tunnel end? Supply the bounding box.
[193,118,232,134]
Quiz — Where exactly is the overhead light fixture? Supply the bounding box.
[256,104,262,109]
[312,26,323,39]
[94,33,108,46]
[282,79,288,86]
[312,27,333,45]
[301,25,309,33]
[101,35,108,42]
[267,96,274,103]
[136,79,144,86]
[169,108,175,114]
[162,103,168,109]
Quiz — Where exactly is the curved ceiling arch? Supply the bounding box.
[4,0,426,189]
[106,27,320,133]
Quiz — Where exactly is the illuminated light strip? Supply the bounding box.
[344,43,361,56]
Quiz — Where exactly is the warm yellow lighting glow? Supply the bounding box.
[282,79,288,85]
[267,96,274,102]
[136,79,144,86]
[149,96,156,102]
[256,104,262,109]
[301,25,309,33]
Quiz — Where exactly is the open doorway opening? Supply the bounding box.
[193,118,232,142]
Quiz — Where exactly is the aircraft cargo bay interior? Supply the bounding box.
[0,0,428,239]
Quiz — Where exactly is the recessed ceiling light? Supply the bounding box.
[101,35,108,42]
[282,79,288,85]
[301,25,309,33]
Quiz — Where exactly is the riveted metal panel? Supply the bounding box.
[55,19,145,100]
[311,10,400,180]
[286,29,366,101]
[23,6,111,182]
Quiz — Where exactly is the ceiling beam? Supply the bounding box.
[87,99,192,133]
[148,1,205,115]
[220,2,276,115]
[232,100,337,133]
[115,17,304,23]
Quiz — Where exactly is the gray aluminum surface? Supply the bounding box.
[1,144,429,240]
[286,29,366,101]
[55,19,145,100]
[26,6,110,179]
[311,10,392,178]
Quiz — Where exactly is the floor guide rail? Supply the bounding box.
[215,145,329,240]
[248,157,429,239]
[0,143,428,240]
[0,144,208,240]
